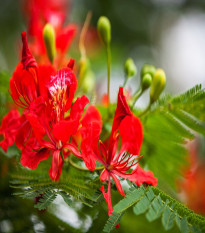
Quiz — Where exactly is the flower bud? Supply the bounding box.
[141,73,152,91]
[43,23,56,63]
[150,68,166,103]
[124,58,137,78]
[141,64,156,79]
[97,16,111,46]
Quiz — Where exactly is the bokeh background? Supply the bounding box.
[0,0,205,232]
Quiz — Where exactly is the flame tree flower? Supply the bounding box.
[0,32,89,181]
[80,87,157,215]
[23,68,89,181]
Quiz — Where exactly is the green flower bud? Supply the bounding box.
[43,23,56,63]
[141,73,152,91]
[82,70,95,93]
[97,16,111,46]
[124,58,137,78]
[150,68,166,103]
[141,64,156,79]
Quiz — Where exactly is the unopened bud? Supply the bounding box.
[141,73,152,91]
[150,68,166,103]
[124,58,137,78]
[97,16,111,46]
[141,64,156,79]
[43,23,56,63]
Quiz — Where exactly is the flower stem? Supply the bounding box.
[68,156,104,172]
[123,76,128,88]
[107,43,111,113]
[138,102,151,117]
[60,150,67,164]
[131,88,142,110]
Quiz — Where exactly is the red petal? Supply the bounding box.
[49,150,63,181]
[67,58,75,69]
[129,165,158,186]
[119,115,143,155]
[110,173,125,196]
[80,106,104,169]
[21,32,37,69]
[100,177,113,216]
[108,87,131,162]
[26,97,46,142]
[64,143,82,158]
[100,169,109,182]
[15,115,32,149]
[20,136,50,169]
[52,119,78,144]
[56,24,77,53]
[0,110,21,152]
[70,95,89,122]
[80,121,105,170]
[111,87,131,134]
[80,135,97,170]
[10,63,38,107]
[81,105,102,128]
[37,65,55,99]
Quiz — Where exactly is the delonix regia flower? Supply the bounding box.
[0,32,89,181]
[80,87,157,215]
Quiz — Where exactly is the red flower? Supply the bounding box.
[81,87,157,215]
[0,31,88,182]
[21,64,89,181]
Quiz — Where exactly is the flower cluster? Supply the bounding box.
[0,6,157,215]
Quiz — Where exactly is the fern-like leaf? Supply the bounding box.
[10,166,102,209]
[103,211,124,233]
[113,185,145,213]
[58,191,72,206]
[104,185,205,233]
[34,190,57,210]
[141,84,205,188]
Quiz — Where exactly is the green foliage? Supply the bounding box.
[140,84,205,188]
[58,191,72,206]
[0,71,11,117]
[34,190,57,210]
[114,185,145,213]
[10,164,102,210]
[104,185,205,233]
[103,212,124,233]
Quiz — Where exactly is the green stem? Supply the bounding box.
[131,88,142,110]
[68,156,104,172]
[123,76,128,88]
[107,43,111,112]
[138,102,151,117]
[60,150,66,164]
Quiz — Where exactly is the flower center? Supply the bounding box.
[48,70,69,122]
